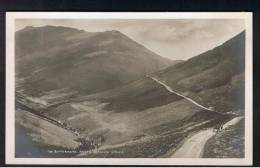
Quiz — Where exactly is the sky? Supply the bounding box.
[16,19,245,60]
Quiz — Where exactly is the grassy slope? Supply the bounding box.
[203,119,244,158]
[155,31,245,113]
[41,76,229,157]
[16,26,172,96]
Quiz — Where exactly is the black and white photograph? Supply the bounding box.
[5,12,253,165]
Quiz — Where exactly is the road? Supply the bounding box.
[150,77,214,111]
[222,116,244,129]
[172,129,215,158]
[149,77,243,158]
[171,116,243,158]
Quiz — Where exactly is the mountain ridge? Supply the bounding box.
[15,25,174,96]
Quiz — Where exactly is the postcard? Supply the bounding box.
[5,12,253,165]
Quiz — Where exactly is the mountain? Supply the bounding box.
[154,31,245,113]
[35,32,245,156]
[55,31,244,157]
[15,27,245,158]
[15,26,173,97]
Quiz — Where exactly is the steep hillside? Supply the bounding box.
[16,26,172,97]
[155,31,245,113]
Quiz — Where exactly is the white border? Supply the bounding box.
[5,12,253,165]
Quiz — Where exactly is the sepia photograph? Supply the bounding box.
[5,12,252,165]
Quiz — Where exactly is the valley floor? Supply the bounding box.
[15,76,243,158]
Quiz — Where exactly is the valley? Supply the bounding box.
[15,25,245,158]
[15,75,234,158]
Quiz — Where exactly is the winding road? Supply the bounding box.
[150,77,214,111]
[149,76,243,158]
[172,129,215,158]
[171,116,243,158]
[222,116,244,129]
